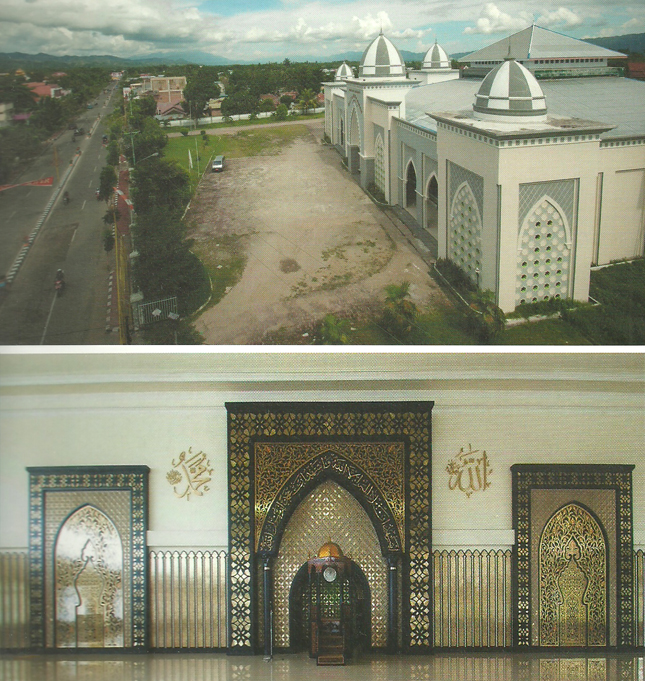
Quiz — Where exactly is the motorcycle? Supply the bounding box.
[62,192,70,205]
[55,270,65,295]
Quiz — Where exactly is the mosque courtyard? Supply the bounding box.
[187,119,449,344]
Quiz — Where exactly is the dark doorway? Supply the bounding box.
[426,176,438,227]
[406,163,417,208]
[289,559,371,655]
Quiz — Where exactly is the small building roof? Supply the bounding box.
[359,32,406,78]
[460,25,626,63]
[423,40,451,69]
[404,75,645,138]
[474,59,547,122]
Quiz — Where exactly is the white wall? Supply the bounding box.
[1,352,643,552]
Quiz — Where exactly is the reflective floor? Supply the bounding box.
[1,652,644,681]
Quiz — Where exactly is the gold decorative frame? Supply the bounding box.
[511,464,634,649]
[27,466,149,649]
[226,401,433,653]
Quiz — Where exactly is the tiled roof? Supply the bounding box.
[461,25,626,62]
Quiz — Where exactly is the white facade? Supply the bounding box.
[324,28,645,313]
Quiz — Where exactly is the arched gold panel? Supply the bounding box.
[272,480,388,648]
[54,505,124,648]
[539,503,607,646]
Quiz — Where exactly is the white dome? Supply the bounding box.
[335,62,353,80]
[473,58,547,123]
[359,32,406,78]
[422,40,451,69]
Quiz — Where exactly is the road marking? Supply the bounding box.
[89,179,93,187]
[40,293,57,345]
[9,210,16,219]
[94,165,97,172]
[82,200,86,210]
[71,227,77,243]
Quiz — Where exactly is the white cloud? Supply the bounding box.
[0,0,634,61]
[464,3,530,35]
[537,7,583,29]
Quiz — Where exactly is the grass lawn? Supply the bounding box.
[170,111,323,133]
[165,125,311,189]
[499,319,592,345]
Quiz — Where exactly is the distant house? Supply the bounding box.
[12,112,32,124]
[260,93,279,107]
[627,61,645,80]
[51,72,67,78]
[207,97,225,116]
[26,82,63,100]
[111,71,124,81]
[155,100,186,119]
[0,101,14,127]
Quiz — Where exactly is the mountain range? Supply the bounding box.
[0,32,643,70]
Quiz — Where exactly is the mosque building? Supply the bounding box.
[0,351,643,671]
[323,26,645,313]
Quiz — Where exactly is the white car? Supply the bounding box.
[212,155,225,172]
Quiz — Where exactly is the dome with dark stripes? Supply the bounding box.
[335,62,354,80]
[422,40,451,69]
[359,32,406,78]
[473,58,547,122]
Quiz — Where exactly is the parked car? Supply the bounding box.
[212,155,225,172]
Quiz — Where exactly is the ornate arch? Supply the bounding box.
[449,181,483,283]
[226,401,433,654]
[516,195,572,306]
[347,98,362,148]
[539,502,607,647]
[405,160,418,208]
[54,504,124,648]
[257,450,402,557]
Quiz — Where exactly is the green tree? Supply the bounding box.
[106,140,119,166]
[125,117,167,165]
[98,165,117,203]
[182,69,221,122]
[280,94,294,106]
[274,103,289,121]
[320,314,351,344]
[259,97,275,112]
[0,75,37,112]
[381,281,419,340]
[130,157,190,217]
[467,289,506,343]
[296,88,318,115]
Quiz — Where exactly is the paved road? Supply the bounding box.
[0,87,119,345]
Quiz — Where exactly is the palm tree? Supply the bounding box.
[321,314,351,344]
[382,281,419,339]
[297,88,318,115]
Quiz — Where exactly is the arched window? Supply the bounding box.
[406,162,417,208]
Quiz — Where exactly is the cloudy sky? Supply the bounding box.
[0,0,641,62]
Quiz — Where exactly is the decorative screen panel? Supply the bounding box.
[272,480,388,648]
[511,464,634,649]
[28,466,149,649]
[227,402,432,653]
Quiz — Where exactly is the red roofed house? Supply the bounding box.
[26,82,63,101]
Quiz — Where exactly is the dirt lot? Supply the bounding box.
[189,119,449,344]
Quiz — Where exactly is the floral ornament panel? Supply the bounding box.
[167,448,213,500]
[446,444,492,497]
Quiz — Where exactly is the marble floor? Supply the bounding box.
[0,652,643,681]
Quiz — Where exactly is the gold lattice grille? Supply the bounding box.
[43,490,132,648]
[254,442,405,553]
[271,480,388,648]
[530,488,616,647]
[539,504,607,647]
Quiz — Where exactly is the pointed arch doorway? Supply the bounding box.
[226,401,434,656]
